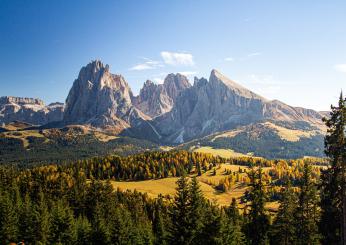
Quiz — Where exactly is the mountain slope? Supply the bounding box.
[133,73,191,118]
[0,96,64,125]
[63,60,150,133]
[133,69,325,144]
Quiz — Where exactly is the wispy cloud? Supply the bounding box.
[224,57,235,62]
[247,52,262,57]
[247,74,281,96]
[178,71,198,76]
[130,59,163,71]
[160,51,194,66]
[334,64,346,73]
[152,77,164,84]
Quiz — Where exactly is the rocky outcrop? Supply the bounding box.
[137,69,325,143]
[133,74,190,118]
[63,60,149,132]
[0,96,64,125]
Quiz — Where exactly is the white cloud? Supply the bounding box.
[246,74,281,96]
[178,71,198,76]
[224,57,235,62]
[152,77,164,84]
[335,64,346,73]
[247,52,262,57]
[160,51,194,66]
[130,59,163,71]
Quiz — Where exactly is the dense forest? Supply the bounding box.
[0,94,346,244]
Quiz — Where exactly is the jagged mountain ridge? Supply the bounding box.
[1,61,326,150]
[63,60,152,133]
[133,74,191,118]
[132,69,325,143]
[0,96,64,125]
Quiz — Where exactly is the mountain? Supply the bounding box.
[0,96,64,125]
[133,73,191,118]
[0,61,328,159]
[63,60,150,133]
[134,69,325,144]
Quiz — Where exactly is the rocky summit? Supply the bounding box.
[134,69,326,143]
[0,60,327,148]
[133,73,191,118]
[0,96,64,125]
[63,60,149,132]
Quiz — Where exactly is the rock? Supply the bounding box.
[133,73,191,118]
[139,69,325,143]
[0,96,64,125]
[63,60,149,132]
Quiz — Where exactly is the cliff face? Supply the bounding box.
[0,96,64,125]
[1,61,326,147]
[140,69,325,143]
[63,60,148,132]
[133,74,191,118]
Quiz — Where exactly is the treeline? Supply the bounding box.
[0,159,330,244]
[53,151,225,181]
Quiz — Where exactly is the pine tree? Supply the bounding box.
[91,202,110,245]
[153,197,167,245]
[295,163,321,245]
[270,182,298,245]
[168,173,191,245]
[188,176,204,244]
[49,200,76,244]
[75,215,92,245]
[221,198,245,245]
[245,167,270,245]
[0,191,18,244]
[320,92,346,244]
[34,191,50,244]
[18,193,35,243]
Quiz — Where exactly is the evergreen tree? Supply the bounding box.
[0,192,18,244]
[91,202,110,245]
[49,200,76,244]
[320,92,346,244]
[153,197,167,245]
[245,167,270,245]
[75,215,92,245]
[168,173,191,245]
[295,163,321,245]
[34,191,50,244]
[18,193,35,243]
[221,198,245,245]
[188,176,204,244]
[270,182,298,245]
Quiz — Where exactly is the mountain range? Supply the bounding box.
[0,60,328,159]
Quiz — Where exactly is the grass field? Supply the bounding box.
[110,162,279,210]
[111,163,250,206]
[1,130,47,147]
[193,146,250,158]
[111,176,247,206]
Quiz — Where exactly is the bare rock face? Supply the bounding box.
[0,96,64,125]
[133,73,191,118]
[63,60,149,132]
[145,69,325,143]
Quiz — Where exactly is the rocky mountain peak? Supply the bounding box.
[0,96,45,106]
[0,96,64,125]
[63,61,145,132]
[163,73,191,100]
[133,74,191,118]
[209,69,265,100]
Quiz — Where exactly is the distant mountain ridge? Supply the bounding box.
[0,96,64,125]
[133,73,191,118]
[137,69,325,143]
[0,60,328,158]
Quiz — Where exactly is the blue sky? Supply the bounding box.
[0,0,345,111]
